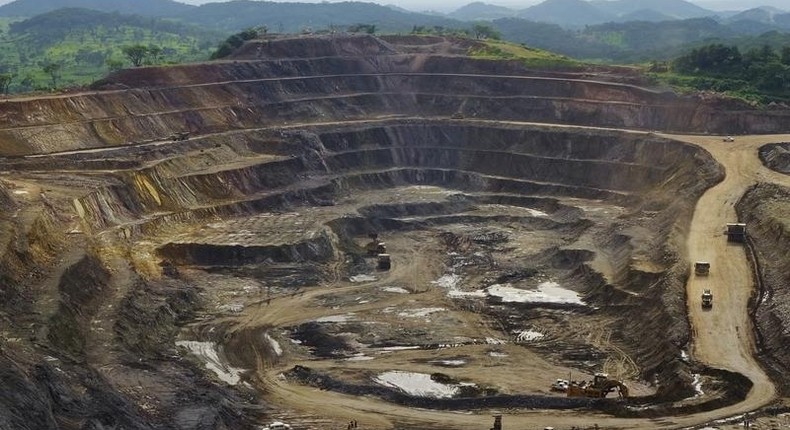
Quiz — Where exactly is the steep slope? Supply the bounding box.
[737,182,790,394]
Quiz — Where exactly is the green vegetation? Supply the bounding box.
[469,39,582,69]
[409,23,500,40]
[0,0,194,19]
[651,43,790,103]
[0,8,222,93]
[210,28,259,60]
[409,25,578,68]
[493,17,787,64]
[347,24,377,34]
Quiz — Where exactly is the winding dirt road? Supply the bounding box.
[668,133,790,413]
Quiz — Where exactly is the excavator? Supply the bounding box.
[566,373,629,399]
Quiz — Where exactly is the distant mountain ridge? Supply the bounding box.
[0,0,194,17]
[0,0,785,32]
[448,2,515,21]
[517,0,612,27]
[727,7,784,24]
[8,7,214,40]
[175,1,463,33]
[511,0,718,27]
[590,0,714,20]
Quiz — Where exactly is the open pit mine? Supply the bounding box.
[1,34,789,430]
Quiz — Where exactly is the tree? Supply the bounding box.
[673,44,741,74]
[19,75,34,92]
[41,61,62,88]
[147,44,163,64]
[210,29,259,59]
[122,44,149,67]
[0,73,13,94]
[472,23,501,40]
[106,58,124,72]
[782,46,790,66]
[348,24,376,34]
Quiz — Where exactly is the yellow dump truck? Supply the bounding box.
[694,262,710,276]
[702,289,713,308]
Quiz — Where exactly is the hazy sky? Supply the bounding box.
[170,0,790,12]
[0,0,786,14]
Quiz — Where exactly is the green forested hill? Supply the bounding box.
[0,8,222,92]
[493,16,790,63]
[177,1,463,34]
[0,0,193,18]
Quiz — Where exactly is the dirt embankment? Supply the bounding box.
[736,182,790,394]
[0,237,260,429]
[759,142,790,174]
[0,201,65,314]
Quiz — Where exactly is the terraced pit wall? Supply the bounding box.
[737,182,790,394]
[2,36,789,156]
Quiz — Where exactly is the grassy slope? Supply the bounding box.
[0,11,222,92]
[469,39,583,69]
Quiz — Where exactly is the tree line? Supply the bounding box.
[668,43,790,99]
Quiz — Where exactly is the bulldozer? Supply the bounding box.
[566,373,629,399]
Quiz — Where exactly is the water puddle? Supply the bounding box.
[432,273,486,298]
[373,371,462,398]
[692,373,704,397]
[345,353,375,361]
[218,303,244,313]
[515,330,544,342]
[487,281,584,305]
[381,286,410,294]
[314,313,356,323]
[430,359,466,367]
[264,332,282,356]
[432,274,460,289]
[397,307,445,318]
[176,340,245,385]
[375,345,421,354]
